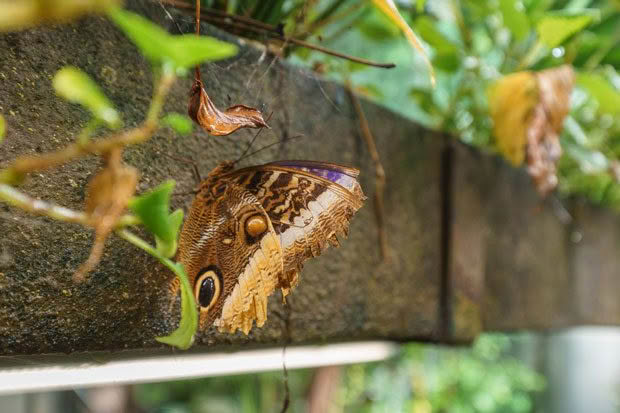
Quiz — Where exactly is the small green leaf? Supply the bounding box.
[53,67,121,128]
[155,209,184,258]
[537,14,592,48]
[577,73,620,115]
[169,208,184,237]
[162,113,193,135]
[108,8,238,70]
[156,262,198,350]
[129,180,179,257]
[499,0,530,41]
[0,114,5,142]
[415,16,458,54]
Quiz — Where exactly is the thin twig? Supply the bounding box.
[0,183,88,225]
[346,79,388,262]
[0,183,140,229]
[160,0,396,69]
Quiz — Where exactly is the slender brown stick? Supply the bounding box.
[194,0,201,82]
[160,0,396,69]
[346,79,388,262]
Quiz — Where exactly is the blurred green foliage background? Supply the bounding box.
[198,0,620,208]
[135,334,545,412]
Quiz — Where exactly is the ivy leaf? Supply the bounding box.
[156,262,198,350]
[53,66,121,128]
[537,14,593,48]
[129,180,182,258]
[577,73,620,115]
[162,113,193,135]
[108,8,238,70]
[499,0,530,42]
[0,114,5,142]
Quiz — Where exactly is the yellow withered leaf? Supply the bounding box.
[489,65,575,195]
[488,71,539,166]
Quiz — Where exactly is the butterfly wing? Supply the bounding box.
[222,161,366,294]
[177,175,283,335]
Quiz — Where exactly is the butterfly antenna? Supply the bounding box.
[236,134,305,163]
[237,111,274,161]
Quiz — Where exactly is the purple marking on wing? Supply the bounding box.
[277,163,357,192]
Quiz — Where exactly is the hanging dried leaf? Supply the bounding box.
[74,149,138,282]
[188,79,269,136]
[527,65,574,194]
[489,65,574,195]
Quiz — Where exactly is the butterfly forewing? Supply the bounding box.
[223,162,366,291]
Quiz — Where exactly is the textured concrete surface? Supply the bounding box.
[449,142,620,340]
[0,0,442,356]
[2,0,619,358]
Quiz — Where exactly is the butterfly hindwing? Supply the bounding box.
[175,161,365,335]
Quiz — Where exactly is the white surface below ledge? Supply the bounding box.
[0,341,398,395]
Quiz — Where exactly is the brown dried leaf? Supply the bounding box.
[527,65,574,195]
[489,65,574,195]
[74,150,138,282]
[188,79,269,136]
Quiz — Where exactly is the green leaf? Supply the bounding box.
[577,73,620,115]
[0,114,5,142]
[108,7,238,70]
[162,113,193,135]
[169,208,184,237]
[155,208,184,258]
[53,67,121,128]
[499,0,530,41]
[536,14,592,48]
[156,262,198,350]
[415,16,458,54]
[129,180,180,258]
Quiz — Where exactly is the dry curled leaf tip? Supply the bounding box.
[188,79,269,136]
[74,151,138,282]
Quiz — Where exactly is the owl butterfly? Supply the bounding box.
[172,160,366,335]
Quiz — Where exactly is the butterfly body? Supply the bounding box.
[175,161,365,334]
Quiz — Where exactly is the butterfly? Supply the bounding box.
[172,160,366,334]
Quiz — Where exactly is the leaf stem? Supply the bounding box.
[0,182,141,229]
[116,228,198,349]
[0,183,88,224]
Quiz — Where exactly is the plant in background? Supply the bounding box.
[334,334,545,413]
[189,0,619,206]
[0,4,239,349]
